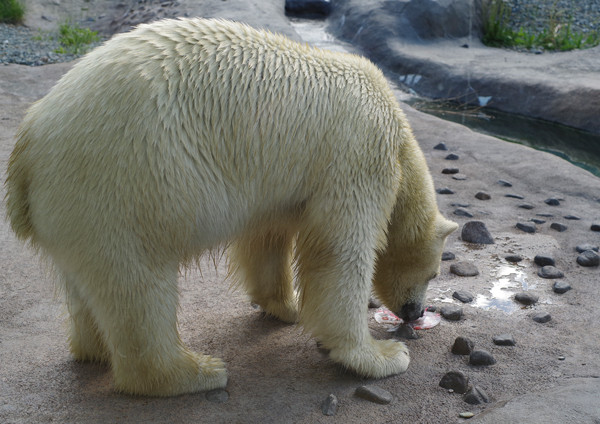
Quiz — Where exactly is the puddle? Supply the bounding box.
[472,263,530,313]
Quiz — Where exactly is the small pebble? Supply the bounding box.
[445,153,460,160]
[459,412,475,419]
[463,386,489,404]
[453,174,468,181]
[442,251,456,261]
[538,266,564,279]
[394,324,419,339]
[355,385,393,405]
[475,192,491,200]
[205,389,229,403]
[321,394,338,416]
[505,254,522,263]
[441,305,463,321]
[469,350,496,366]
[552,281,572,294]
[452,336,474,355]
[575,244,599,253]
[434,142,448,150]
[439,371,469,394]
[558,356,566,361]
[563,215,580,220]
[461,221,494,244]
[516,222,536,233]
[450,261,480,277]
[544,198,560,206]
[505,194,525,199]
[437,187,455,195]
[518,203,535,209]
[497,179,512,187]
[534,254,555,267]
[532,312,552,323]
[576,250,600,267]
[368,297,382,309]
[442,168,460,174]
[550,223,568,232]
[537,213,554,217]
[531,218,546,224]
[514,292,538,305]
[454,208,474,218]
[452,203,470,208]
[453,290,474,303]
[591,223,600,232]
[493,334,516,346]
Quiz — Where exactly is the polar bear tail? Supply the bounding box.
[5,133,34,244]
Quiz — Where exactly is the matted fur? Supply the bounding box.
[5,18,456,396]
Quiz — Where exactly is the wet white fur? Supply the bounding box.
[5,18,457,396]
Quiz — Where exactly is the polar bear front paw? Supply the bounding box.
[329,339,410,378]
[259,297,299,324]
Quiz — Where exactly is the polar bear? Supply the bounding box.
[5,18,457,396]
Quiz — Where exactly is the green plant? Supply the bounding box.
[0,0,25,24]
[55,22,100,55]
[481,0,516,47]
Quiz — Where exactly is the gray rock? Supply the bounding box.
[545,198,560,206]
[452,336,474,355]
[442,167,459,174]
[355,385,393,404]
[534,254,555,267]
[514,292,538,305]
[459,412,475,419]
[450,261,479,277]
[532,312,552,323]
[441,305,463,321]
[516,222,536,233]
[552,281,572,294]
[518,203,535,209]
[505,254,523,263]
[550,222,568,232]
[439,371,469,394]
[536,213,554,217]
[442,251,455,261]
[591,223,600,232]
[493,334,516,346]
[475,191,491,200]
[497,179,512,187]
[577,250,599,267]
[394,324,419,339]
[575,244,599,253]
[321,394,338,416]
[469,350,496,366]
[538,266,564,279]
[433,142,448,150]
[285,0,332,17]
[453,290,474,303]
[452,174,468,180]
[206,389,229,403]
[461,221,494,244]
[437,187,455,194]
[445,153,459,160]
[463,386,490,404]
[454,208,474,218]
[563,215,580,220]
[505,194,525,199]
[452,202,471,208]
[531,218,546,224]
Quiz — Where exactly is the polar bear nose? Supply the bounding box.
[399,303,424,322]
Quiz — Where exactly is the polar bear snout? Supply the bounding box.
[399,302,424,323]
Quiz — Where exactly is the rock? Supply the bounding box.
[206,389,229,403]
[552,281,572,294]
[516,222,536,233]
[442,251,455,261]
[285,0,332,17]
[368,297,382,308]
[518,203,535,209]
[454,208,474,218]
[550,222,567,232]
[453,174,468,180]
[434,142,448,150]
[538,266,564,279]
[536,213,554,217]
[544,198,560,206]
[463,386,490,404]
[461,221,494,244]
[591,223,600,232]
[355,385,393,405]
[469,350,496,366]
[442,167,459,174]
[475,192,491,200]
[452,203,470,208]
[497,179,512,187]
[452,336,474,355]
[505,194,525,199]
[441,305,463,321]
[459,412,475,419]
[514,292,538,305]
[575,244,599,253]
[493,334,516,346]
[426,305,437,312]
[453,290,474,303]
[534,254,555,267]
[531,218,546,224]
[394,324,419,339]
[445,153,459,160]
[437,187,455,194]
[450,261,479,277]
[577,250,599,267]
[563,215,580,220]
[505,254,523,263]
[532,312,552,323]
[439,371,469,394]
[321,394,338,416]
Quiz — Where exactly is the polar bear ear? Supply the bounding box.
[436,216,459,239]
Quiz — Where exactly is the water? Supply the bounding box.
[471,264,529,313]
[289,18,600,178]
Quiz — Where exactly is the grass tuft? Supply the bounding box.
[55,21,100,55]
[0,0,25,24]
